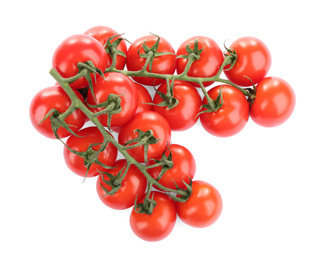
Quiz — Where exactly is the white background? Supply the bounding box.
[1,0,323,259]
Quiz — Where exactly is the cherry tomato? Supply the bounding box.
[200,85,249,137]
[250,77,296,127]
[224,36,271,86]
[176,180,223,228]
[176,36,224,87]
[130,192,176,242]
[84,25,127,70]
[118,111,171,163]
[134,82,153,114]
[126,34,176,86]
[30,86,86,139]
[96,159,147,210]
[87,72,138,128]
[147,144,196,190]
[64,127,117,178]
[152,80,202,131]
[52,34,108,89]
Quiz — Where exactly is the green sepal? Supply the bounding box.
[97,164,126,196]
[223,42,238,71]
[103,34,130,59]
[168,177,193,203]
[134,194,157,215]
[176,38,202,60]
[153,78,179,110]
[196,86,224,117]
[149,145,174,181]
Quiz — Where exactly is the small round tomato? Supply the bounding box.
[118,111,171,163]
[176,36,224,87]
[134,82,153,114]
[176,180,223,228]
[147,144,196,190]
[64,127,117,178]
[96,159,147,210]
[52,34,108,89]
[30,86,87,139]
[84,25,127,70]
[224,36,271,86]
[200,85,249,137]
[126,34,176,86]
[152,80,202,131]
[87,72,138,128]
[250,77,296,127]
[130,192,176,242]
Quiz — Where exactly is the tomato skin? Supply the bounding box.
[147,144,196,190]
[176,180,223,228]
[126,35,176,86]
[118,111,171,163]
[176,36,224,87]
[64,127,117,178]
[84,26,127,70]
[250,77,296,127]
[130,192,176,242]
[52,34,108,89]
[87,72,138,128]
[30,86,86,139]
[152,80,202,131]
[134,82,153,114]
[96,159,147,210]
[200,85,249,137]
[224,37,271,86]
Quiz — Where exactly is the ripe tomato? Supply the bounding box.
[52,34,108,89]
[224,36,271,86]
[64,127,117,178]
[126,34,176,86]
[134,82,153,114]
[84,25,127,70]
[118,111,171,163]
[147,144,196,190]
[176,36,224,87]
[200,85,249,137]
[152,80,202,131]
[250,77,296,127]
[30,86,86,139]
[87,72,138,129]
[176,180,223,228]
[96,159,147,210]
[130,192,176,242]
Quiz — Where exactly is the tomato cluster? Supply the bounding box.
[30,25,295,242]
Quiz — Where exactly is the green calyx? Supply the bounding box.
[151,78,179,110]
[103,34,127,60]
[177,38,202,61]
[197,86,224,117]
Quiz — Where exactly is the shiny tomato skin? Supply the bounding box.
[200,85,249,137]
[118,111,171,163]
[84,26,127,70]
[134,82,153,114]
[176,36,224,87]
[126,35,176,86]
[64,127,117,178]
[152,80,202,131]
[30,86,86,139]
[87,72,138,128]
[52,34,108,89]
[130,192,176,242]
[147,144,196,190]
[250,77,296,127]
[96,159,147,210]
[176,180,223,228]
[224,37,271,86]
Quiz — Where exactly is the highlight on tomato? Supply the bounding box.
[176,180,223,228]
[250,77,296,127]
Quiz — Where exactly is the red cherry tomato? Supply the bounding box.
[52,34,108,89]
[30,86,86,139]
[250,77,296,127]
[96,159,147,210]
[87,72,138,128]
[130,192,176,242]
[84,25,127,70]
[126,35,176,86]
[200,85,249,137]
[118,111,171,163]
[224,36,271,86]
[152,80,202,131]
[176,36,224,87]
[134,82,153,114]
[176,180,223,228]
[64,127,117,178]
[147,144,196,190]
